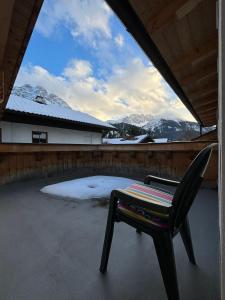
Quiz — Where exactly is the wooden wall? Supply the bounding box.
[0,142,217,187]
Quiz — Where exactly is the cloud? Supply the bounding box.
[15,58,195,122]
[115,34,124,47]
[63,59,92,79]
[36,0,112,43]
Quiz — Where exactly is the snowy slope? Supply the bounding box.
[109,114,154,128]
[12,85,71,108]
[103,134,148,144]
[7,95,114,129]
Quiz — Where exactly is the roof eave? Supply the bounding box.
[3,109,113,132]
[106,0,204,126]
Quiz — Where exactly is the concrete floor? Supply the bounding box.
[0,175,219,300]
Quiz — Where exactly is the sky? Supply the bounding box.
[14,0,195,122]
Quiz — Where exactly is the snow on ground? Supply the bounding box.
[41,176,142,200]
[103,134,148,144]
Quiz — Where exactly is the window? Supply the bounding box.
[32,131,48,144]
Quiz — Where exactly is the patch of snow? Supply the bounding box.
[41,176,141,200]
[7,95,114,129]
[153,138,168,143]
[103,134,148,144]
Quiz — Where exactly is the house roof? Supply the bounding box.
[153,138,168,143]
[0,0,43,115]
[192,128,217,141]
[4,95,114,130]
[103,134,149,144]
[106,0,217,127]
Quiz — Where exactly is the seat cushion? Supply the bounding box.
[117,183,174,228]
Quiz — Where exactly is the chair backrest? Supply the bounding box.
[172,143,217,230]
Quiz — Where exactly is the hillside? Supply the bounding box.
[12,84,71,109]
[108,114,202,141]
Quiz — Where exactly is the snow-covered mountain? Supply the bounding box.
[109,114,199,131]
[12,84,71,109]
[109,114,154,128]
[108,114,202,141]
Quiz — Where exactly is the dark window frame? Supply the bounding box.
[32,131,48,144]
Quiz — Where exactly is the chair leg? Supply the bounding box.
[99,194,118,273]
[180,218,196,265]
[153,232,180,300]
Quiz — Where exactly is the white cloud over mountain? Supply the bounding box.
[63,59,93,79]
[15,59,195,122]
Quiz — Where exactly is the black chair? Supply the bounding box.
[99,143,216,300]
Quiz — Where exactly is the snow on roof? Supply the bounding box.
[6,95,114,129]
[103,134,148,144]
[153,138,168,143]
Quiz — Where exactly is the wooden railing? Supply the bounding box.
[0,141,217,187]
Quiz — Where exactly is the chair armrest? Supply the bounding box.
[144,175,180,186]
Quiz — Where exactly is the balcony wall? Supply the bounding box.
[0,142,217,187]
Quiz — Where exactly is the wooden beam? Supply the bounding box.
[191,89,217,101]
[198,105,217,114]
[176,0,204,19]
[198,109,217,118]
[193,90,218,102]
[145,0,204,34]
[188,80,217,99]
[180,63,217,86]
[172,35,217,71]
[194,98,218,110]
[0,0,15,66]
[192,91,217,105]
[146,0,186,34]
[194,98,217,110]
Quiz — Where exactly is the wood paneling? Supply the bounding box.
[0,142,217,187]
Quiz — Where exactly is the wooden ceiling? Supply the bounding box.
[0,0,43,116]
[106,0,217,126]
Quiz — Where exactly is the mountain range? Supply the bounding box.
[108,114,204,141]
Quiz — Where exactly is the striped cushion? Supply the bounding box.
[117,183,174,228]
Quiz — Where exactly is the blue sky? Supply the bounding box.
[15,0,194,122]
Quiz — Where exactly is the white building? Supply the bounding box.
[0,96,113,144]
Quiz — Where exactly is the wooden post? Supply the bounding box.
[218,0,225,299]
[0,71,4,104]
[200,125,203,136]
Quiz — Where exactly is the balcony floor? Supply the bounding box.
[0,175,219,300]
